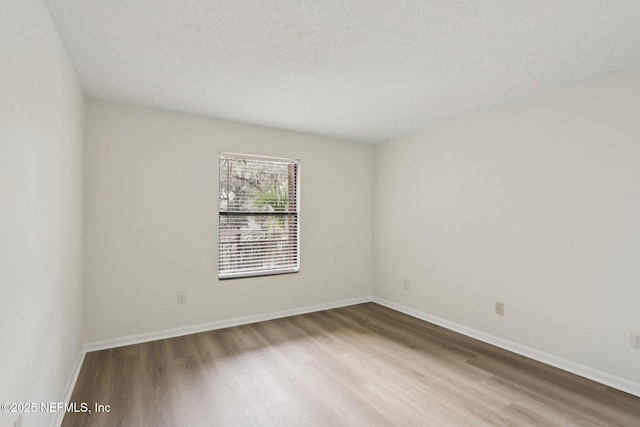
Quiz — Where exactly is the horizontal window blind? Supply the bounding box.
[218,153,300,279]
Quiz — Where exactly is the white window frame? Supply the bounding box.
[218,152,300,280]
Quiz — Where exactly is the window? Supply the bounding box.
[218,153,300,279]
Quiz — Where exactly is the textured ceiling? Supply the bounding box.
[45,0,640,143]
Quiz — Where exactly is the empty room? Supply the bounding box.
[2,0,640,426]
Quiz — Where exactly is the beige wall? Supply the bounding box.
[374,71,640,386]
[84,100,373,342]
[0,0,84,426]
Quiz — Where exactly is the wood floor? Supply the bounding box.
[63,303,640,426]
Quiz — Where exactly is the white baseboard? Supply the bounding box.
[52,296,370,426]
[51,348,86,427]
[56,293,638,426]
[84,296,371,352]
[372,296,640,398]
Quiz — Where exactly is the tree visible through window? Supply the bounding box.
[218,153,300,279]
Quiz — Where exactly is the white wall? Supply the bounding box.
[0,1,84,426]
[374,71,640,388]
[3,3,636,417]
[84,100,373,342]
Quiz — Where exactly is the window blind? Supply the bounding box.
[218,153,300,279]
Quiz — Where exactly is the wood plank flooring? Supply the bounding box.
[63,303,640,426]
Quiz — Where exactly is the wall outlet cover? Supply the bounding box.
[177,290,186,304]
[631,331,640,348]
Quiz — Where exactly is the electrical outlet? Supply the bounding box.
[631,331,640,348]
[495,302,505,316]
[402,279,409,290]
[177,291,186,305]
